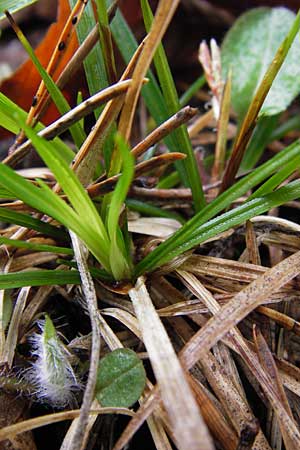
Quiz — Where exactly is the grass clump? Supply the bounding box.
[0,1,300,450]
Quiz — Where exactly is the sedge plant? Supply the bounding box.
[1,1,300,449]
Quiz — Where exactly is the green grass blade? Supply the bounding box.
[0,208,65,239]
[270,114,300,141]
[241,115,279,170]
[106,135,134,279]
[0,93,74,163]
[135,180,300,276]
[0,0,36,22]
[250,152,300,199]
[106,136,134,240]
[134,139,300,275]
[7,13,85,148]
[110,10,189,185]
[69,0,108,118]
[0,270,80,289]
[126,199,184,224]
[19,118,110,249]
[179,75,206,107]
[0,165,111,271]
[0,237,73,255]
[0,164,81,235]
[95,0,117,84]
[141,0,205,211]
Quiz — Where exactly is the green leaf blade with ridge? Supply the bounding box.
[0,0,36,22]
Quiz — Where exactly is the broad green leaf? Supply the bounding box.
[0,270,80,289]
[222,7,300,118]
[96,348,146,408]
[0,0,37,22]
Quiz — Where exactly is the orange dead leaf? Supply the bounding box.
[0,0,83,139]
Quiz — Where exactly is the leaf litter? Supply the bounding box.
[1,2,300,450]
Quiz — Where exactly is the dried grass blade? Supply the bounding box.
[72,39,146,184]
[176,271,271,449]
[88,152,185,197]
[179,249,300,370]
[117,0,181,142]
[6,80,136,163]
[253,326,292,417]
[2,286,30,367]
[177,270,300,448]
[112,387,161,450]
[66,233,101,450]
[245,219,261,265]
[131,106,197,158]
[0,408,134,443]
[189,377,239,450]
[211,71,232,185]
[25,0,88,125]
[129,276,214,450]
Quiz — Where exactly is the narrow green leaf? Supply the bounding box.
[19,118,110,252]
[270,115,300,141]
[135,181,300,275]
[0,237,73,255]
[0,0,36,22]
[106,135,134,279]
[179,75,206,107]
[0,163,81,235]
[241,115,279,170]
[96,348,146,408]
[0,162,110,270]
[222,7,300,118]
[110,10,189,187]
[141,0,205,211]
[126,198,185,224]
[69,0,108,119]
[8,16,85,147]
[0,207,65,239]
[134,140,300,275]
[0,93,74,163]
[95,0,117,84]
[0,270,80,289]
[250,152,300,199]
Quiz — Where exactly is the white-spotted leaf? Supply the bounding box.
[222,7,300,118]
[96,348,146,408]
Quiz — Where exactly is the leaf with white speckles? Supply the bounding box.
[222,7,300,118]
